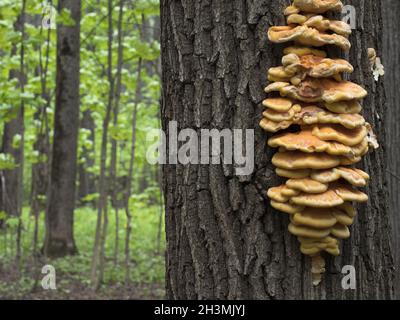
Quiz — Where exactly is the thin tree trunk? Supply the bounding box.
[156,164,164,254]
[91,0,115,289]
[31,11,52,292]
[110,0,126,266]
[382,0,400,298]
[31,14,51,217]
[124,58,143,285]
[78,4,98,206]
[156,102,164,253]
[43,0,81,257]
[161,0,394,299]
[153,16,161,78]
[114,205,119,265]
[15,0,27,264]
[78,110,95,203]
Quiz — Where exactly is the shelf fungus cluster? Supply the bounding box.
[262,0,378,286]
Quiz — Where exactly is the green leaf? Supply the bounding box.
[0,211,7,220]
[6,216,19,228]
[12,133,21,149]
[57,8,77,27]
[0,153,16,170]
[82,193,100,202]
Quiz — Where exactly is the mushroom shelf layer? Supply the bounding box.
[261,0,378,286]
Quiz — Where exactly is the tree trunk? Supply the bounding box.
[382,0,400,298]
[0,10,26,220]
[91,0,115,288]
[31,121,49,211]
[124,58,143,285]
[31,13,51,216]
[110,0,126,266]
[0,109,23,217]
[161,0,395,299]
[78,4,98,206]
[44,0,81,257]
[78,110,96,203]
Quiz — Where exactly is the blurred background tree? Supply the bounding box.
[0,0,164,299]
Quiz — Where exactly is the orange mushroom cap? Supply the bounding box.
[337,202,357,218]
[287,14,351,37]
[265,78,367,103]
[284,46,327,58]
[291,189,344,207]
[269,54,353,82]
[268,129,358,156]
[262,97,294,112]
[272,151,342,170]
[270,200,305,215]
[286,178,329,194]
[331,182,369,202]
[296,55,353,77]
[267,185,290,203]
[299,107,365,129]
[282,187,302,197]
[303,15,351,36]
[293,208,337,229]
[324,100,362,114]
[311,167,369,187]
[259,118,292,133]
[331,223,351,239]
[312,124,368,146]
[268,25,351,51]
[292,0,344,14]
[260,104,366,133]
[289,223,331,239]
[276,168,311,179]
[332,208,354,226]
[263,104,302,122]
[284,5,301,16]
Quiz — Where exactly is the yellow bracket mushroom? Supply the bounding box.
[291,0,344,14]
[268,25,351,51]
[287,14,351,37]
[262,1,377,286]
[265,78,367,103]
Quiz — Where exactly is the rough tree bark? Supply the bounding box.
[161,0,395,299]
[44,0,81,257]
[382,0,400,298]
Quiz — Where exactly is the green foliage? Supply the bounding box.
[5,216,19,228]
[11,133,21,149]
[136,0,160,17]
[57,8,76,27]
[0,211,7,220]
[0,153,16,170]
[0,0,161,197]
[0,204,165,297]
[81,193,100,203]
[0,0,163,299]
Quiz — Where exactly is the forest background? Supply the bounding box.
[0,0,164,299]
